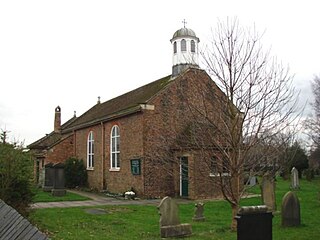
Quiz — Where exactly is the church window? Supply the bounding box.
[110,125,120,170]
[210,156,218,176]
[181,39,186,51]
[173,41,177,53]
[87,131,94,169]
[209,156,230,177]
[191,40,195,52]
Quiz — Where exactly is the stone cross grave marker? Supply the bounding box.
[281,191,301,227]
[261,175,276,212]
[291,167,300,190]
[157,196,192,238]
[192,202,205,221]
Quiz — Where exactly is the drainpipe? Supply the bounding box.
[101,122,105,190]
[73,130,76,156]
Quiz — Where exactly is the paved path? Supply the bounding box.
[31,190,260,209]
[30,190,190,209]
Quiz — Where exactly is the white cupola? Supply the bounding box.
[170,25,200,77]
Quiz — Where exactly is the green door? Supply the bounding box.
[180,157,188,197]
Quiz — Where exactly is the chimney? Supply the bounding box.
[54,106,61,133]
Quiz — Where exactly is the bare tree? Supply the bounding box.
[142,18,300,231]
[198,18,301,229]
[304,75,320,168]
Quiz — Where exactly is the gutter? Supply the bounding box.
[62,105,142,133]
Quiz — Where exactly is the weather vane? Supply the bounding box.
[182,19,187,28]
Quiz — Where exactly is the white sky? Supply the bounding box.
[0,0,319,145]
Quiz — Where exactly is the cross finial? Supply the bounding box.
[182,19,187,28]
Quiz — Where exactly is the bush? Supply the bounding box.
[64,157,87,188]
[0,142,34,216]
[305,169,315,181]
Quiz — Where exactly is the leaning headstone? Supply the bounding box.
[261,175,276,212]
[158,196,192,238]
[291,167,300,190]
[192,202,205,221]
[281,191,301,227]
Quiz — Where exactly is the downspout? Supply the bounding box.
[73,130,76,156]
[101,122,105,190]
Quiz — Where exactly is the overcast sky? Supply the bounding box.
[0,0,319,145]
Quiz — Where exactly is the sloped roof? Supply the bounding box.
[28,116,77,149]
[0,200,49,239]
[64,74,172,131]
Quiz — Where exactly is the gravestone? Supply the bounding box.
[291,167,300,190]
[236,205,273,240]
[248,176,257,186]
[43,163,54,192]
[157,196,192,238]
[261,175,276,211]
[281,191,301,227]
[52,163,66,196]
[192,202,205,221]
[38,168,45,187]
[85,208,107,215]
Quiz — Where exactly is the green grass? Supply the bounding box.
[29,177,320,240]
[32,188,90,203]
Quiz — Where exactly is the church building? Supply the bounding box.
[29,26,233,199]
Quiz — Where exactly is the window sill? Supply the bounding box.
[109,168,120,172]
[87,167,94,171]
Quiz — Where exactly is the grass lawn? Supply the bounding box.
[29,177,320,240]
[32,188,90,203]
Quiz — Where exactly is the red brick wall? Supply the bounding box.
[71,68,231,199]
[142,68,229,199]
[104,114,144,195]
[45,135,74,165]
[74,124,104,190]
[74,113,145,195]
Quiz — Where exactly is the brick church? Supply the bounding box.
[29,26,234,199]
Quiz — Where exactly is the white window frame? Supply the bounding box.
[87,131,94,170]
[110,125,120,170]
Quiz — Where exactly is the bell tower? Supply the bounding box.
[170,21,200,77]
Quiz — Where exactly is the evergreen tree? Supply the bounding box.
[0,130,34,215]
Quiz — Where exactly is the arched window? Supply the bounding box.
[181,39,186,51]
[191,40,195,53]
[87,131,94,169]
[173,41,177,53]
[110,125,120,169]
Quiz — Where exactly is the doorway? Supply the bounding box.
[180,157,189,197]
